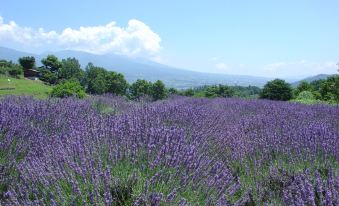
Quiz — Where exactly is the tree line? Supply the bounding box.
[1,55,338,103]
[2,55,168,100]
[179,84,262,99]
[179,76,338,104]
[259,77,338,103]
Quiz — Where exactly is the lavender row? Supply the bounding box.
[0,95,338,205]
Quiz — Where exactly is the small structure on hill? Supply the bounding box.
[24,69,40,80]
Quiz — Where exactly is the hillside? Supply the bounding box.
[0,47,272,89]
[0,76,52,98]
[291,74,334,87]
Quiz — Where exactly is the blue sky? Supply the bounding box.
[1,0,338,78]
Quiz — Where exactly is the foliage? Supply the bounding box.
[0,60,23,78]
[0,59,14,68]
[105,71,129,96]
[59,57,84,81]
[232,85,262,98]
[204,85,220,97]
[51,80,86,98]
[310,79,325,91]
[182,88,194,96]
[0,96,338,205]
[180,85,261,99]
[85,63,129,96]
[293,74,339,104]
[291,91,323,104]
[39,69,58,85]
[129,79,152,99]
[7,66,23,78]
[85,63,109,94]
[18,56,35,71]
[205,84,235,98]
[296,90,316,100]
[168,87,179,95]
[260,79,293,101]
[150,80,167,100]
[41,55,62,73]
[294,81,313,96]
[319,75,339,103]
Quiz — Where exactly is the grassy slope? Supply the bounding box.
[0,75,52,98]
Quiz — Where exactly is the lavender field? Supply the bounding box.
[0,95,338,205]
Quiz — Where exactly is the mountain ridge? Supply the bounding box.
[291,74,334,87]
[1,46,273,88]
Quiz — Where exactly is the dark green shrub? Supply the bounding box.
[7,66,23,78]
[183,88,194,96]
[260,79,293,101]
[294,81,313,96]
[51,81,86,98]
[168,88,178,94]
[0,67,8,75]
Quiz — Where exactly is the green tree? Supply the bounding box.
[168,88,179,95]
[85,63,108,94]
[18,56,35,71]
[204,85,235,98]
[151,80,167,100]
[183,88,194,96]
[7,66,23,78]
[310,79,326,91]
[0,59,14,68]
[320,75,339,102]
[294,81,313,96]
[260,79,293,101]
[232,85,262,98]
[41,55,62,73]
[0,60,23,78]
[59,58,84,80]
[39,69,58,85]
[51,80,86,98]
[296,90,316,100]
[205,86,219,98]
[218,84,235,97]
[105,71,129,96]
[129,79,152,99]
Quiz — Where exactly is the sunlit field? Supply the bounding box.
[1,95,338,205]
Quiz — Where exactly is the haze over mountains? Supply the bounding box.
[0,47,272,88]
[0,46,333,89]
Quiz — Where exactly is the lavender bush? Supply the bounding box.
[0,95,338,205]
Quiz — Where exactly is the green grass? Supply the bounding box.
[0,75,52,98]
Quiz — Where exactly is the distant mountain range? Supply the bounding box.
[291,74,334,87]
[0,47,275,89]
[0,46,335,89]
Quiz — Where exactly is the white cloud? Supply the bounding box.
[0,16,161,58]
[215,62,228,70]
